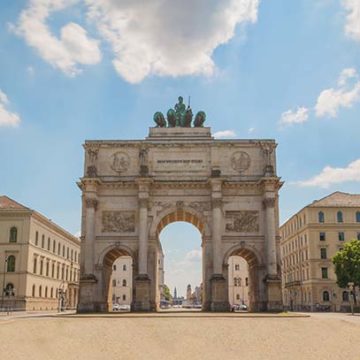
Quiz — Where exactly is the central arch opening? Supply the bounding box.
[155,209,205,311]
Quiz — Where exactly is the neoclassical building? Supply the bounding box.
[280,192,360,311]
[0,196,80,311]
[78,122,283,312]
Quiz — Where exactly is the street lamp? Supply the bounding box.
[348,282,354,315]
[1,256,8,311]
[58,281,66,312]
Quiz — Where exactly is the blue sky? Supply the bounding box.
[1,0,360,296]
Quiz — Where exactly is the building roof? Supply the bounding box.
[0,195,31,210]
[0,195,80,244]
[309,191,360,208]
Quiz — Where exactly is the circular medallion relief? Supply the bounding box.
[231,151,251,173]
[110,152,130,173]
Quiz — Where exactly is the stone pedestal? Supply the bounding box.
[77,276,102,313]
[210,274,230,312]
[265,276,283,311]
[132,275,153,311]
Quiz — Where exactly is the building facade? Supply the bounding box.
[228,255,250,307]
[280,192,360,311]
[110,256,132,307]
[0,196,80,311]
[78,120,283,312]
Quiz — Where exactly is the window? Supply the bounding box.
[41,234,45,248]
[356,211,360,223]
[245,277,249,286]
[35,231,39,245]
[7,255,15,272]
[338,232,345,241]
[342,291,349,302]
[67,247,69,259]
[318,211,324,223]
[123,264,127,271]
[61,265,64,280]
[9,227,17,242]
[113,265,117,271]
[233,277,238,286]
[122,294,126,301]
[51,287,53,298]
[358,233,360,241]
[63,245,65,257]
[323,291,330,302]
[52,263,55,278]
[236,294,240,300]
[112,279,116,287]
[47,237,50,250]
[33,258,37,273]
[58,243,61,255]
[71,250,73,261]
[320,248,327,259]
[32,285,36,297]
[45,286,48,298]
[337,211,343,223]
[57,264,60,279]
[321,267,328,279]
[122,279,127,287]
[53,240,56,253]
[40,259,43,275]
[39,286,42,298]
[235,264,240,271]
[46,261,49,276]
[5,283,14,296]
[319,232,326,241]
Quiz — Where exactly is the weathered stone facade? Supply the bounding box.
[77,127,283,312]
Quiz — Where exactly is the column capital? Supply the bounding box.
[85,198,98,210]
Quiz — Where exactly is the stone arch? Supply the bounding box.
[97,244,135,311]
[150,205,210,239]
[224,244,264,312]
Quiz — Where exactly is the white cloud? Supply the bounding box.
[0,90,21,127]
[295,159,360,188]
[27,66,35,76]
[14,0,259,82]
[342,0,360,41]
[279,107,309,127]
[185,249,202,262]
[14,0,101,76]
[248,127,255,134]
[315,68,360,118]
[213,130,237,138]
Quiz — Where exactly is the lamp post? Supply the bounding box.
[58,281,66,312]
[348,282,354,315]
[1,256,8,311]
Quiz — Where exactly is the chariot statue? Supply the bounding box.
[153,96,206,128]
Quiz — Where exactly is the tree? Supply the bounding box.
[162,285,172,302]
[333,239,360,303]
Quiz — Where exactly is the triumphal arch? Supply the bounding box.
[77,98,283,312]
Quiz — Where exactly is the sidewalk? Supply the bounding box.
[0,309,76,320]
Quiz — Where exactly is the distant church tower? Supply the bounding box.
[186,284,192,301]
[174,287,177,299]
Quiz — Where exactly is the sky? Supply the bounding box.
[1,0,360,296]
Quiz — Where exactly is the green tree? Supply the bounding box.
[333,239,360,303]
[163,285,172,302]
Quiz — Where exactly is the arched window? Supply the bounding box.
[5,283,14,296]
[337,211,343,223]
[122,279,127,287]
[318,211,324,223]
[32,284,36,297]
[356,212,360,223]
[342,291,349,302]
[9,227,17,242]
[323,291,330,302]
[7,255,15,272]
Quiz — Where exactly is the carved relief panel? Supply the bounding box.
[102,211,135,233]
[225,211,259,233]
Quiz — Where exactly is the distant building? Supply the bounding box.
[0,196,80,311]
[280,192,360,311]
[228,256,249,307]
[110,256,132,306]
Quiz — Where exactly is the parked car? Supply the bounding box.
[112,304,130,312]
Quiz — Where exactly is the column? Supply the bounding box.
[212,198,223,275]
[84,198,97,275]
[138,198,148,275]
[263,196,277,277]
